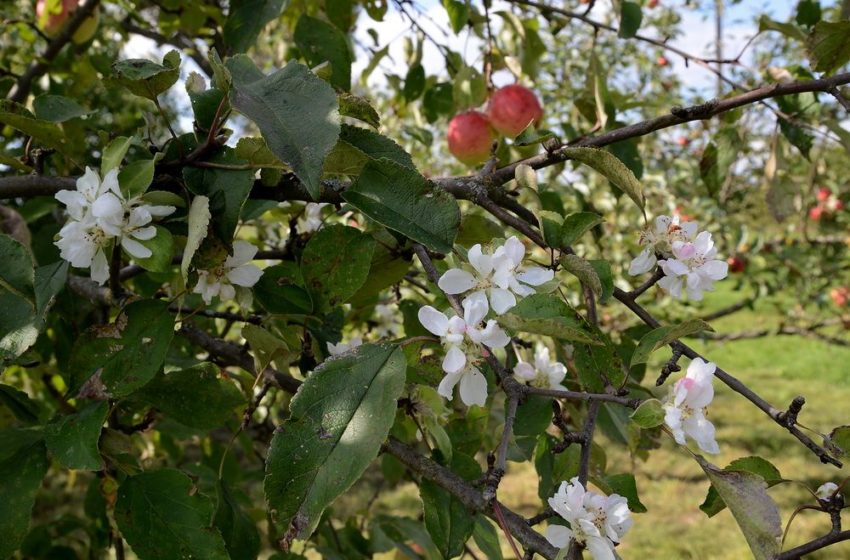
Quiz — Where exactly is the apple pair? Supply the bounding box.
[36,0,99,44]
[447,84,543,166]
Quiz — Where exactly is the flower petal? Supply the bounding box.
[442,345,467,373]
[488,287,516,315]
[227,263,264,287]
[517,266,553,286]
[418,306,449,336]
[438,268,477,294]
[458,367,488,407]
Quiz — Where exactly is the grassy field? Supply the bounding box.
[373,284,850,559]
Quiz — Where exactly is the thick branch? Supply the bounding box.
[775,530,850,559]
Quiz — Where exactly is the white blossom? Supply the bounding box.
[299,203,327,233]
[545,477,632,560]
[417,295,510,407]
[663,357,720,454]
[438,236,553,315]
[372,303,402,338]
[54,166,174,284]
[657,231,729,300]
[193,241,264,305]
[816,482,839,500]
[513,344,568,391]
[327,336,363,356]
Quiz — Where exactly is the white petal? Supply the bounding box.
[145,204,176,217]
[90,248,110,285]
[478,321,510,348]
[442,345,467,373]
[227,263,264,287]
[131,225,157,240]
[76,167,101,199]
[219,282,236,302]
[55,190,87,220]
[467,245,494,277]
[585,535,616,560]
[91,192,124,221]
[462,292,489,325]
[437,369,463,400]
[699,259,729,281]
[101,168,121,196]
[121,237,152,259]
[545,525,573,549]
[628,248,656,276]
[517,266,554,286]
[502,236,525,266]
[226,240,258,267]
[513,362,536,381]
[438,268,478,294]
[488,287,516,315]
[418,306,449,336]
[458,367,488,407]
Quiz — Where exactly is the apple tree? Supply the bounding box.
[1,0,850,559]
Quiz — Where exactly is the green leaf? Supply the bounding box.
[695,455,782,560]
[183,147,254,243]
[573,328,627,391]
[115,469,229,560]
[559,254,602,298]
[242,323,291,373]
[778,117,814,159]
[182,195,211,281]
[265,343,406,538]
[0,384,40,424]
[215,481,261,560]
[452,65,487,110]
[471,516,503,560]
[758,15,806,41]
[133,226,174,273]
[618,1,642,38]
[403,64,426,102]
[701,456,783,517]
[421,453,480,559]
[226,56,340,200]
[561,212,605,247]
[32,94,88,122]
[825,425,850,458]
[294,14,352,91]
[0,233,35,306]
[118,158,156,199]
[795,0,821,27]
[224,0,289,54]
[69,300,175,398]
[630,398,665,428]
[807,21,850,75]
[137,363,244,429]
[254,262,314,315]
[338,93,380,128]
[589,259,613,304]
[601,473,647,513]
[562,147,644,212]
[423,82,455,123]
[442,0,469,33]
[630,319,713,367]
[44,400,109,471]
[102,136,132,174]
[324,124,415,176]
[343,159,460,254]
[110,50,181,100]
[0,428,49,559]
[0,100,68,154]
[497,294,599,345]
[301,224,375,311]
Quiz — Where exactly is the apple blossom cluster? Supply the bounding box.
[512,344,568,391]
[437,236,555,315]
[418,297,510,407]
[809,187,843,221]
[419,237,554,406]
[54,167,175,285]
[193,241,264,305]
[629,215,728,301]
[545,477,633,560]
[663,357,720,454]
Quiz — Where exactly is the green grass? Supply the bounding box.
[369,283,850,558]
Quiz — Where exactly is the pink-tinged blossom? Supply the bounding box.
[657,231,729,300]
[629,215,698,276]
[513,344,568,391]
[663,357,720,454]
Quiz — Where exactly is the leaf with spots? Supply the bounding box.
[265,343,406,541]
[68,300,175,398]
[300,224,375,312]
[44,400,109,471]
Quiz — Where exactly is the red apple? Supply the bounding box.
[676,137,690,147]
[816,187,831,202]
[648,0,659,7]
[37,0,78,37]
[726,255,746,273]
[809,206,823,221]
[830,287,849,307]
[657,56,669,67]
[486,84,543,138]
[447,111,496,166]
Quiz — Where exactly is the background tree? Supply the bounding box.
[1,0,849,559]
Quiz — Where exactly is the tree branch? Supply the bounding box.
[775,529,850,559]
